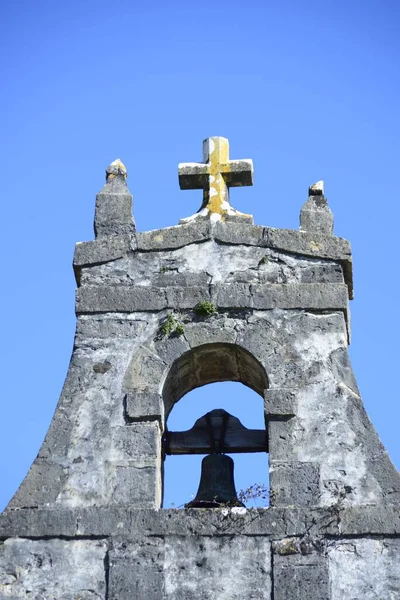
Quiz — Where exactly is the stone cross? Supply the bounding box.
[178,136,254,222]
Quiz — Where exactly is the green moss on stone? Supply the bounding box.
[194,301,217,317]
[175,323,185,336]
[161,314,176,336]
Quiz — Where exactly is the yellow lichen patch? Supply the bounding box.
[309,240,322,252]
[204,137,230,214]
[276,538,300,556]
[202,137,239,216]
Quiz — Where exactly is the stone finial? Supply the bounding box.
[308,180,324,196]
[106,158,127,182]
[178,137,254,224]
[94,159,135,238]
[300,180,333,235]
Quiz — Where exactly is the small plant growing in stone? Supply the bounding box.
[160,266,175,273]
[175,322,185,336]
[161,314,176,336]
[238,483,269,507]
[269,488,278,505]
[194,301,217,317]
[160,313,185,337]
[258,255,270,266]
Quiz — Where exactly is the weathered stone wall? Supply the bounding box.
[1,172,399,598]
[7,216,397,513]
[1,507,400,598]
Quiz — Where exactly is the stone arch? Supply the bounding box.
[162,343,269,508]
[162,342,269,418]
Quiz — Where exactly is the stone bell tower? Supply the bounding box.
[1,138,400,598]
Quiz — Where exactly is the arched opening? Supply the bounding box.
[162,343,269,508]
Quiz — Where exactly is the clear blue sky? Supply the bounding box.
[1,0,399,510]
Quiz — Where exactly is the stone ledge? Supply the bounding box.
[1,506,399,540]
[136,222,351,262]
[74,234,137,268]
[76,283,349,314]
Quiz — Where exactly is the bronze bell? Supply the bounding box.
[186,453,244,508]
[165,408,268,509]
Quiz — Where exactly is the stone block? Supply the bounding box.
[300,195,334,235]
[258,262,292,284]
[110,464,161,507]
[164,535,271,599]
[76,285,168,313]
[76,314,149,339]
[226,269,260,284]
[268,419,297,461]
[154,271,211,287]
[344,392,400,501]
[300,207,334,234]
[74,234,136,267]
[300,262,344,284]
[273,549,329,600]
[264,227,351,261]
[212,220,265,246]
[367,453,400,503]
[213,282,253,308]
[329,538,400,600]
[0,508,77,539]
[8,460,67,509]
[111,422,161,461]
[124,390,164,422]
[123,346,167,391]
[329,347,360,395]
[165,285,210,309]
[223,212,255,224]
[74,507,133,537]
[0,538,107,598]
[94,177,135,238]
[251,283,348,310]
[338,505,400,536]
[184,319,237,349]
[137,221,211,251]
[269,461,320,507]
[152,333,191,365]
[108,539,164,600]
[264,389,297,417]
[37,404,74,461]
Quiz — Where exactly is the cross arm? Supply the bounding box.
[221,159,254,186]
[178,162,209,190]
